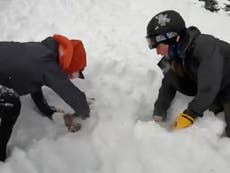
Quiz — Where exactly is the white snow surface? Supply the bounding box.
[0,0,230,172]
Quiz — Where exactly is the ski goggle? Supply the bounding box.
[146,32,178,49]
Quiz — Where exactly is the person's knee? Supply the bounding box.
[209,102,223,115]
[222,102,230,137]
[225,126,230,138]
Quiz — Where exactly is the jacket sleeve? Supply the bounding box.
[153,70,177,119]
[31,89,56,119]
[187,47,224,117]
[44,65,90,119]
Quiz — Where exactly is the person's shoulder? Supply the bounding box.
[196,33,220,47]
[41,36,57,47]
[186,26,201,38]
[41,36,58,56]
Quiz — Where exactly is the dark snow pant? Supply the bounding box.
[0,86,21,162]
[221,102,230,137]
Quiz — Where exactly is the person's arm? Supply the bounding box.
[44,65,90,119]
[153,70,177,120]
[186,47,224,118]
[31,89,56,119]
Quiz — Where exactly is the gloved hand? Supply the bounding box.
[174,113,194,130]
[152,115,163,123]
[63,114,82,132]
[152,115,174,130]
[50,106,65,113]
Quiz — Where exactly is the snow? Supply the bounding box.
[1,0,230,172]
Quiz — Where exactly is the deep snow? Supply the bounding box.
[1,0,230,173]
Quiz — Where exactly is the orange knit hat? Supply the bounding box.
[53,34,87,75]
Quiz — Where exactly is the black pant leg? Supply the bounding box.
[0,87,21,161]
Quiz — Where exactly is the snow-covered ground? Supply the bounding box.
[1,0,230,172]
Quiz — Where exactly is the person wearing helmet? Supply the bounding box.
[0,34,90,161]
[146,10,230,135]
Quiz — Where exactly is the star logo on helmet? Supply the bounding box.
[155,14,171,27]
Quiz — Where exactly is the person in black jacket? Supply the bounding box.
[146,10,230,135]
[0,34,90,161]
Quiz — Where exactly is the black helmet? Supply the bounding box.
[146,10,186,49]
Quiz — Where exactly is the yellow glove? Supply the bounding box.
[174,113,194,130]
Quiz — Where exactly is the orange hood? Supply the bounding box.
[53,34,87,74]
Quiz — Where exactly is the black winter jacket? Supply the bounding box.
[0,37,90,119]
[173,26,230,118]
